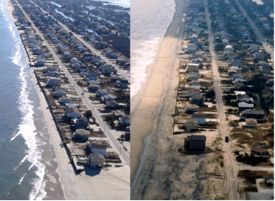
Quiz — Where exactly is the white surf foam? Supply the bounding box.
[131,0,175,98]
[252,0,264,5]
[96,0,130,8]
[14,44,47,200]
[18,172,27,185]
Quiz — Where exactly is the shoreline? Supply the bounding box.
[130,0,177,178]
[131,0,184,196]
[7,0,65,199]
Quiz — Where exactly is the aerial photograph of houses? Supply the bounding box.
[131,0,274,200]
[0,0,274,200]
[0,0,129,199]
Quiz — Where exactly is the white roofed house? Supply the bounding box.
[238,102,254,111]
[187,62,200,73]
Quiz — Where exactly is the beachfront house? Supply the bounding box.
[184,135,206,152]
[73,116,89,130]
[86,141,107,156]
[88,152,105,169]
[106,100,119,110]
[45,70,60,78]
[190,94,204,106]
[187,63,200,72]
[52,89,66,99]
[46,78,61,88]
[34,58,45,67]
[182,120,198,132]
[72,129,90,143]
[64,107,81,122]
[88,84,100,93]
[118,115,130,130]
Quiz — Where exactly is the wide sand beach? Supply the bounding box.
[131,0,185,198]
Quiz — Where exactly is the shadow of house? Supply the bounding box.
[84,165,101,176]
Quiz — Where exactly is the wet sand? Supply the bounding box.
[131,0,185,197]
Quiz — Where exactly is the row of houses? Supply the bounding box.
[17,0,130,144]
[175,1,218,153]
[13,2,123,171]
[208,1,273,197]
[35,0,130,63]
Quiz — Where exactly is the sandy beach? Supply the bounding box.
[131,0,185,196]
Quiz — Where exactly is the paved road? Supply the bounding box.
[234,0,274,62]
[16,0,130,166]
[30,0,129,80]
[204,0,239,199]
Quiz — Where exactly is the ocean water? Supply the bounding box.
[131,0,175,97]
[0,0,62,199]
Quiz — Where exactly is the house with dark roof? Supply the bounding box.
[184,135,206,152]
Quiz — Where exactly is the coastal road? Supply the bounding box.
[30,0,129,80]
[204,0,239,199]
[234,0,274,62]
[15,0,130,166]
